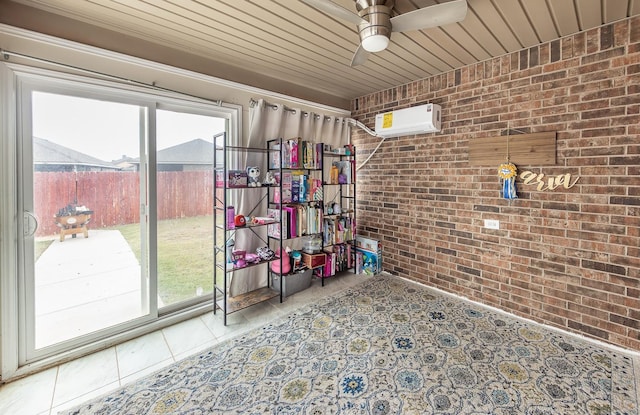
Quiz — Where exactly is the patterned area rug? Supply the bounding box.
[64,274,639,415]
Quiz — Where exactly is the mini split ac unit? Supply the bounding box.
[374,103,441,138]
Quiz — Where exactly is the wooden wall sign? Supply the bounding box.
[519,171,579,191]
[469,132,556,166]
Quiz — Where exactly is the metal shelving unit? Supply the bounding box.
[321,148,357,283]
[213,132,282,325]
[265,138,357,287]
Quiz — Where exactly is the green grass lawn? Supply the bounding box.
[115,215,216,306]
[35,239,53,261]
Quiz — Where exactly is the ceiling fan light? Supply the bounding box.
[361,34,389,52]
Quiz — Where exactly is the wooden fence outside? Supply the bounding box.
[35,171,216,237]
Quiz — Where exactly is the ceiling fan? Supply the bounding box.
[301,0,468,66]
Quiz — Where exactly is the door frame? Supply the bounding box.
[0,63,241,381]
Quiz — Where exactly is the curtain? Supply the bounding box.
[229,99,350,297]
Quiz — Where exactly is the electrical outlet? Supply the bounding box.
[484,219,500,229]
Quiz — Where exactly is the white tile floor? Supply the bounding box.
[0,274,366,415]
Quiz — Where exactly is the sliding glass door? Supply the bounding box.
[10,69,232,367]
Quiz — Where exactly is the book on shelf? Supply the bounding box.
[298,174,308,203]
[283,205,297,238]
[287,174,323,204]
[291,174,300,203]
[315,143,323,170]
[324,251,336,277]
[289,138,301,168]
[267,208,281,238]
[306,205,323,235]
[269,141,281,169]
[310,178,323,202]
[273,172,293,204]
[303,141,313,169]
[331,243,351,273]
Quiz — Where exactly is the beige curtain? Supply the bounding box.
[229,99,350,297]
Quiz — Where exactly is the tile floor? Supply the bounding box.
[0,273,366,415]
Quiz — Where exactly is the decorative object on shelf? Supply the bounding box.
[246,166,261,187]
[498,162,518,200]
[226,206,235,229]
[234,215,246,227]
[262,171,276,186]
[270,248,291,274]
[217,170,248,188]
[302,235,322,254]
[330,164,339,184]
[326,203,333,215]
[226,239,235,263]
[256,246,275,261]
[245,253,260,264]
[251,216,275,225]
[302,252,326,269]
[291,250,302,270]
[232,250,246,268]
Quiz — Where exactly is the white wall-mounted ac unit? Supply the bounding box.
[374,103,441,138]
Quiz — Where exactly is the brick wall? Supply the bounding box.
[351,16,640,351]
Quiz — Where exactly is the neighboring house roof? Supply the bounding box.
[156,138,213,165]
[111,155,138,170]
[34,137,118,170]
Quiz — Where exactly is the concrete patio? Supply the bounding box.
[35,230,146,348]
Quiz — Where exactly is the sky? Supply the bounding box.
[31,91,226,161]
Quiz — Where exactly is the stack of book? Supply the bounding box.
[273,172,323,204]
[267,204,323,239]
[269,138,323,170]
[323,243,353,277]
[322,216,354,246]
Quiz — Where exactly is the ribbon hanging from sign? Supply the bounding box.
[498,130,518,200]
[498,162,518,199]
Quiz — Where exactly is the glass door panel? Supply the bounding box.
[155,109,223,308]
[27,91,150,351]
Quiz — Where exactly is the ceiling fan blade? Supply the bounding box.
[300,0,368,25]
[350,44,370,67]
[390,0,468,33]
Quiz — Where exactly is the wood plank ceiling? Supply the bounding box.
[1,0,638,109]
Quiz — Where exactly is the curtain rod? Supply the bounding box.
[250,98,351,123]
[1,48,223,106]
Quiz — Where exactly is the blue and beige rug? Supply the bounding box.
[65,274,639,414]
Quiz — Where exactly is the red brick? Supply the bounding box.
[352,16,640,352]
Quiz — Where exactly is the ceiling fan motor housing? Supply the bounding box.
[357,0,394,52]
[355,0,394,10]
